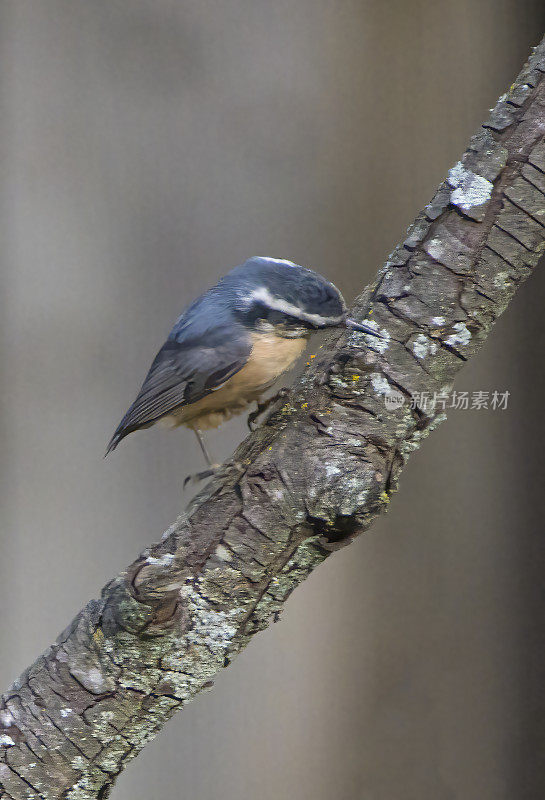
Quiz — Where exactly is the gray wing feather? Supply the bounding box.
[106,331,250,454]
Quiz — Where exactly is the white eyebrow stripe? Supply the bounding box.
[255,256,297,267]
[246,286,345,327]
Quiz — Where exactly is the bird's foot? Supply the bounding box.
[183,463,222,489]
[247,388,290,431]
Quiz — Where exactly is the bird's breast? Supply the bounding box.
[241,330,309,389]
[164,331,308,430]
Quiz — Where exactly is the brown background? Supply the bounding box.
[2,1,545,798]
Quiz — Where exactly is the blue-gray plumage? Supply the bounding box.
[106,257,381,460]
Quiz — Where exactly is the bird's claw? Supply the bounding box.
[247,388,289,430]
[183,463,222,489]
[247,409,260,431]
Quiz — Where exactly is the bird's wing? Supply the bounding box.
[106,331,251,454]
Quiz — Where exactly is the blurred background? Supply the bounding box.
[2,1,545,798]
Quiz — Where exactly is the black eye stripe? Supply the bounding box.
[237,283,346,330]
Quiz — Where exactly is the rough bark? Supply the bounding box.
[2,36,545,800]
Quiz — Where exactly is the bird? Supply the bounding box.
[106,257,382,476]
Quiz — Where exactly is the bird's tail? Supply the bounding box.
[104,429,126,457]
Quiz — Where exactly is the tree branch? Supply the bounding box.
[3,35,545,800]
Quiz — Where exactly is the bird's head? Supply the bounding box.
[225,256,381,339]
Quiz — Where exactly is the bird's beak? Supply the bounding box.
[344,318,384,338]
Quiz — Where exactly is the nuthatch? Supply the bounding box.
[106,257,381,471]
